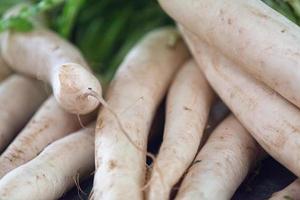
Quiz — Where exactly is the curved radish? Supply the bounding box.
[175,115,262,200]
[146,59,214,200]
[159,0,300,109]
[0,28,101,114]
[269,179,300,200]
[0,95,94,178]
[180,27,300,177]
[93,27,189,200]
[0,74,47,152]
[0,125,95,200]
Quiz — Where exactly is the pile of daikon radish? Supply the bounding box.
[0,0,299,200]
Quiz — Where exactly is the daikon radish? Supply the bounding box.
[175,115,262,200]
[0,125,95,200]
[180,27,300,177]
[0,74,47,152]
[146,59,214,200]
[159,0,300,109]
[0,28,101,114]
[0,95,94,178]
[93,27,189,200]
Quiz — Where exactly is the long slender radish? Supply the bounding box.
[0,124,95,200]
[0,95,94,178]
[159,0,300,109]
[0,27,101,114]
[146,59,214,200]
[0,57,11,81]
[175,115,262,200]
[269,179,300,200]
[0,74,47,152]
[180,27,300,177]
[93,27,189,200]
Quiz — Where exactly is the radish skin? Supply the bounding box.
[0,57,11,81]
[0,7,12,82]
[146,59,214,200]
[0,75,47,152]
[93,27,189,200]
[0,95,94,178]
[269,179,300,200]
[175,115,261,200]
[0,125,95,200]
[181,27,300,177]
[0,28,101,114]
[159,0,300,109]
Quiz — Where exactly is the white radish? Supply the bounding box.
[0,74,47,152]
[93,27,189,200]
[269,179,300,200]
[0,28,101,114]
[175,115,262,200]
[0,124,95,200]
[0,95,94,178]
[180,27,300,177]
[159,0,300,109]
[146,59,214,200]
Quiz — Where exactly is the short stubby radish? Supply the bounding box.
[159,0,300,109]
[93,27,189,200]
[0,95,95,178]
[0,56,11,81]
[175,115,262,200]
[0,74,47,152]
[146,59,214,200]
[0,28,102,114]
[269,179,300,200]
[181,28,300,177]
[0,124,95,200]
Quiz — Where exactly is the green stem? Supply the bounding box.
[286,0,300,17]
[57,0,85,38]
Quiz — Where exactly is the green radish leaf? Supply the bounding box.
[8,17,33,31]
[0,16,33,32]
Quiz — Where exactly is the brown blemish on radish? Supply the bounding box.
[193,160,202,165]
[19,122,51,147]
[246,5,269,19]
[108,160,117,170]
[183,106,192,111]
